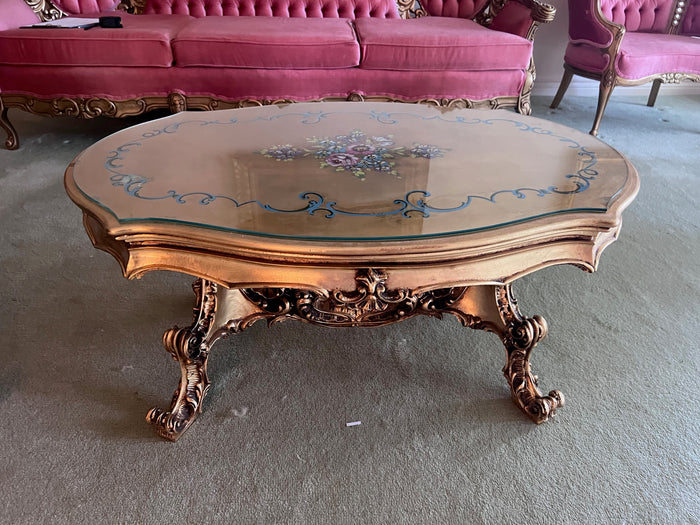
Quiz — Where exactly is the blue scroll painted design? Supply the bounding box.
[104,110,601,220]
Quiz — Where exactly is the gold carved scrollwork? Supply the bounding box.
[476,0,555,40]
[0,99,17,151]
[51,97,123,118]
[241,269,475,328]
[512,0,556,25]
[476,0,508,26]
[1,91,525,150]
[395,0,428,19]
[497,285,563,423]
[184,93,515,112]
[25,0,66,21]
[518,59,536,115]
[145,274,565,440]
[2,95,155,119]
[658,72,699,84]
[117,0,146,14]
[602,69,617,89]
[147,280,217,441]
[0,94,173,149]
[168,93,187,113]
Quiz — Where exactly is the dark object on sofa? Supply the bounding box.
[98,15,122,27]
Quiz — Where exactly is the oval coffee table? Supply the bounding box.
[64,102,639,441]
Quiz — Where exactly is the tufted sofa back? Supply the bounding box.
[419,0,489,19]
[50,0,121,13]
[599,0,675,32]
[142,0,400,17]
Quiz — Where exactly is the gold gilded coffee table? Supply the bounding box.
[64,102,639,441]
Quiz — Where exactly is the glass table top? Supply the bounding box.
[69,102,636,241]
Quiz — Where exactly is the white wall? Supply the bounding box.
[530,0,699,97]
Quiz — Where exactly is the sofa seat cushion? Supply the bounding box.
[355,17,533,71]
[615,32,700,78]
[0,13,192,67]
[172,17,360,68]
[564,33,700,79]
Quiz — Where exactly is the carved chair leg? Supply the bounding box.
[550,68,574,109]
[647,78,662,107]
[0,99,19,150]
[591,76,615,136]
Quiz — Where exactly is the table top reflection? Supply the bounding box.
[67,102,637,242]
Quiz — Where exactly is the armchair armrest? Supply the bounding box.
[478,0,555,40]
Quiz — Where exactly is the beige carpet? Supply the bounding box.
[0,95,698,524]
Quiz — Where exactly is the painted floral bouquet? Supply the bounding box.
[259,129,446,180]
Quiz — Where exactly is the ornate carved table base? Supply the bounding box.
[147,270,564,442]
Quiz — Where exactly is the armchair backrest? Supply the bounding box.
[568,0,677,47]
[599,0,674,32]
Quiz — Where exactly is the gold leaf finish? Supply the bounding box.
[65,102,638,441]
[1,93,524,150]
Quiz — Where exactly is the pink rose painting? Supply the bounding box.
[259,129,446,180]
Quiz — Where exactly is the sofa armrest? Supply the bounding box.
[478,0,555,40]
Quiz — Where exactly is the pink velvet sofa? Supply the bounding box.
[0,0,556,150]
[550,0,700,135]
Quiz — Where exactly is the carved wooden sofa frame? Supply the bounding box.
[0,0,555,150]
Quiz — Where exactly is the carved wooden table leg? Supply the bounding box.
[426,282,564,424]
[147,279,218,441]
[148,273,564,440]
[146,279,274,441]
[495,285,564,423]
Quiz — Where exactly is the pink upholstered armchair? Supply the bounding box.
[550,0,700,135]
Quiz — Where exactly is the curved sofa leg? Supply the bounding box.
[591,75,615,136]
[550,68,574,109]
[0,99,19,150]
[647,78,662,107]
